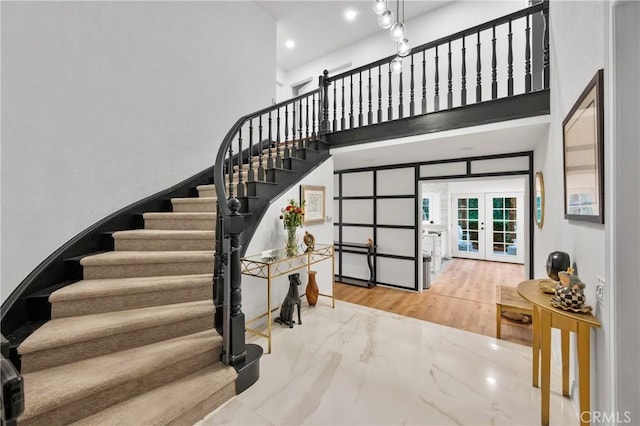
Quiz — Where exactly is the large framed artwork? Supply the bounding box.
[300,185,325,224]
[562,69,604,224]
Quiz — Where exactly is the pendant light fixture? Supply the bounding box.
[372,0,386,15]
[390,56,403,74]
[397,38,411,57]
[389,0,406,41]
[378,9,394,29]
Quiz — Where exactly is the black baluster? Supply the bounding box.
[349,74,354,128]
[358,72,363,127]
[258,116,265,181]
[247,119,255,183]
[447,40,453,109]
[461,37,467,106]
[275,108,282,168]
[296,99,302,155]
[398,67,404,119]
[422,50,427,113]
[312,93,317,140]
[434,45,440,112]
[410,54,415,116]
[227,144,234,198]
[368,68,373,124]
[377,65,383,122]
[525,14,532,93]
[305,97,309,146]
[320,70,330,133]
[284,104,290,158]
[236,129,244,197]
[491,25,497,99]
[476,31,482,103]
[507,19,514,96]
[388,63,393,120]
[543,4,550,89]
[291,102,296,157]
[341,79,346,130]
[267,111,274,169]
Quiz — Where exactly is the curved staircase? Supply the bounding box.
[16,185,236,426]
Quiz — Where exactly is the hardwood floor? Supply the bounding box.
[335,258,533,346]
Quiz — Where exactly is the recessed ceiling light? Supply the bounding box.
[285,39,295,49]
[344,8,358,22]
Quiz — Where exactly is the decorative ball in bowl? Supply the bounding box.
[545,251,570,281]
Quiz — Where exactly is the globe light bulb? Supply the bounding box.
[390,56,403,74]
[389,22,406,42]
[372,0,386,15]
[378,10,394,29]
[397,38,411,57]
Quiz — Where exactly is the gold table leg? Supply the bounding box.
[532,305,540,388]
[577,322,591,426]
[561,330,570,397]
[540,309,551,426]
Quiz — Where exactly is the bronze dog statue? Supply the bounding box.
[275,273,302,328]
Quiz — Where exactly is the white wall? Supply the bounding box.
[242,159,334,323]
[533,0,609,416]
[1,1,276,301]
[280,1,527,99]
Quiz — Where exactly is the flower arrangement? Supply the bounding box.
[280,199,305,230]
[280,199,305,256]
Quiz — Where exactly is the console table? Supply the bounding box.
[241,244,335,353]
[517,279,601,426]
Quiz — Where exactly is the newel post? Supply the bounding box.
[319,69,331,133]
[223,197,246,365]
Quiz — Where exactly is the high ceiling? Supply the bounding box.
[256,1,453,71]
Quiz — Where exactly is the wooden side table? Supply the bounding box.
[496,285,533,339]
[517,280,601,426]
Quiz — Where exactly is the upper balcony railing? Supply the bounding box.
[319,2,549,132]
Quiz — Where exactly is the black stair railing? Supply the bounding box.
[321,1,549,131]
[213,86,324,365]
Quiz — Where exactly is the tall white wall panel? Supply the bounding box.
[341,171,374,196]
[376,168,415,195]
[376,229,415,258]
[377,198,415,226]
[377,257,415,289]
[341,199,374,224]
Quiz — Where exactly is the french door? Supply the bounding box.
[452,192,524,264]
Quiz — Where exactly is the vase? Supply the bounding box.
[285,227,298,257]
[306,270,319,306]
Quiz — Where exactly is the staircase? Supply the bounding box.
[14,183,238,426]
[5,131,330,425]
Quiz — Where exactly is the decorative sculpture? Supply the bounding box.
[303,231,316,253]
[553,267,588,311]
[274,273,302,328]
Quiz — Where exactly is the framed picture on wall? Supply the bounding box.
[300,185,325,224]
[562,69,604,224]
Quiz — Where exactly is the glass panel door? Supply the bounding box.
[485,192,524,263]
[452,194,485,259]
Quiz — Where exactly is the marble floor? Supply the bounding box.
[197,300,578,426]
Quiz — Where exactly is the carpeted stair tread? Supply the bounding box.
[50,274,213,302]
[19,300,214,355]
[142,212,216,220]
[113,230,215,240]
[71,363,236,426]
[171,197,216,212]
[48,274,213,318]
[195,184,215,193]
[80,250,214,266]
[20,330,222,425]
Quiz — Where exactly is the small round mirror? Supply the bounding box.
[535,171,545,228]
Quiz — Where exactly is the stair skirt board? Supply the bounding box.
[19,331,224,426]
[49,274,213,318]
